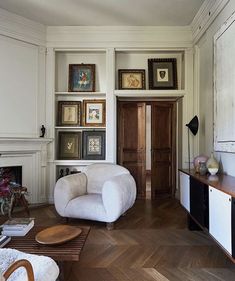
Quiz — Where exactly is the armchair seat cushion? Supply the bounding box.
[65,194,108,222]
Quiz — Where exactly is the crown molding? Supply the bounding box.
[191,0,229,44]
[46,26,192,48]
[0,8,46,46]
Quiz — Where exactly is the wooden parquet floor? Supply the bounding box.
[3,198,235,281]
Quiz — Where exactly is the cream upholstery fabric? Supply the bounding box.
[0,248,59,281]
[54,163,136,223]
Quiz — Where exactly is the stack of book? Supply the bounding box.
[0,235,11,247]
[1,217,34,236]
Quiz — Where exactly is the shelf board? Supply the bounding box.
[55,126,106,129]
[53,160,109,166]
[114,89,186,98]
[55,92,106,97]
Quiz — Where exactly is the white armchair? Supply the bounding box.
[0,248,59,281]
[54,163,136,229]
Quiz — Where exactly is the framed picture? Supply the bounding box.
[148,58,178,89]
[118,69,146,90]
[83,99,106,127]
[82,131,105,160]
[68,64,95,92]
[58,132,81,160]
[57,101,81,126]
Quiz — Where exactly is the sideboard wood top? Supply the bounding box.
[179,169,235,197]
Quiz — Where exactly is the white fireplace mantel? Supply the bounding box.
[0,137,52,152]
[0,137,53,204]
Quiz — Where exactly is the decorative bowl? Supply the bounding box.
[208,167,218,175]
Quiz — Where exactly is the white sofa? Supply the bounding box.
[0,248,59,281]
[54,163,136,229]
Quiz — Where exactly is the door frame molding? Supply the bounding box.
[117,97,181,198]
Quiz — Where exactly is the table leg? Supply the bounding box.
[20,194,30,216]
[8,194,15,218]
[57,261,74,281]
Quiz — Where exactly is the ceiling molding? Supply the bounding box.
[191,0,229,44]
[46,26,192,48]
[0,8,46,46]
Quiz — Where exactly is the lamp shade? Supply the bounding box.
[186,115,199,136]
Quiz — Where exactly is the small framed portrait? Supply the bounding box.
[68,64,95,92]
[148,58,178,89]
[83,99,106,127]
[58,132,81,160]
[57,101,81,126]
[118,69,146,90]
[82,131,105,160]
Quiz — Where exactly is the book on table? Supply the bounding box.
[1,217,34,236]
[0,235,11,247]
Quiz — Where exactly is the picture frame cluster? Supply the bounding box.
[57,99,106,127]
[57,99,106,160]
[58,130,105,160]
[118,58,178,90]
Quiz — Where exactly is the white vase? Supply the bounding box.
[206,153,219,175]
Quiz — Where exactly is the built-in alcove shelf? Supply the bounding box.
[55,92,106,97]
[55,126,105,130]
[114,90,186,98]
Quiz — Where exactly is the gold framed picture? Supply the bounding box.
[83,99,106,127]
[118,69,146,90]
[57,101,81,126]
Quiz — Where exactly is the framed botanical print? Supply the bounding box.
[118,69,146,90]
[83,99,106,127]
[57,101,81,126]
[68,64,95,92]
[58,132,81,160]
[148,58,178,89]
[82,131,105,160]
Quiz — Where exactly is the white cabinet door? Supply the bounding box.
[209,186,232,254]
[179,172,190,212]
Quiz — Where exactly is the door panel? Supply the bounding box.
[151,102,176,198]
[117,101,146,199]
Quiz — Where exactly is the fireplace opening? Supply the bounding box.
[0,166,22,189]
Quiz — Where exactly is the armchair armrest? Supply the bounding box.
[102,174,136,222]
[54,173,87,217]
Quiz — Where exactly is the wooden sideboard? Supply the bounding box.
[179,169,235,262]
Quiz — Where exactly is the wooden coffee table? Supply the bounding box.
[6,225,90,280]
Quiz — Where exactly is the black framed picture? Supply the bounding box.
[58,131,81,160]
[148,58,178,89]
[82,131,105,160]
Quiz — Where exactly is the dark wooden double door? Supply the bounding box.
[117,101,176,199]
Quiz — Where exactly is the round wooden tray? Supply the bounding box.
[35,225,82,245]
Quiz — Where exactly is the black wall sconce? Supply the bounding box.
[186,116,199,170]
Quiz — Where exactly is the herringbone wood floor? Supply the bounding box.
[3,198,235,280]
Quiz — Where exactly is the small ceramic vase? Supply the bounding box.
[193,155,208,173]
[199,161,207,176]
[206,152,219,175]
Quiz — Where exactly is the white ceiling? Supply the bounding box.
[0,0,205,26]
